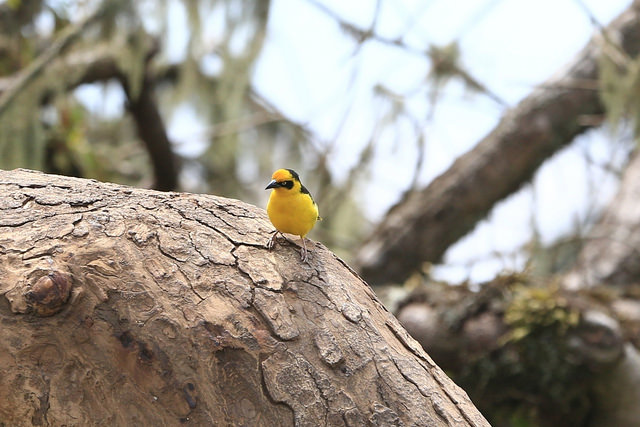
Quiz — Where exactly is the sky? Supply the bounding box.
[74,0,634,283]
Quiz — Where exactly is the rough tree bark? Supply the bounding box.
[355,0,640,286]
[0,168,488,426]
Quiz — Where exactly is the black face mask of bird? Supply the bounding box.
[265,180,293,190]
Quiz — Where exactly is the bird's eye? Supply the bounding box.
[282,180,294,189]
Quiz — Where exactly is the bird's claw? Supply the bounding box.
[300,238,310,263]
[267,231,279,250]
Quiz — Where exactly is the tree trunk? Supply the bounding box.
[0,168,488,426]
[355,1,640,286]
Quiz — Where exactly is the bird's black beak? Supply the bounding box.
[265,180,280,190]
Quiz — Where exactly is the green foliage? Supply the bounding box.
[7,0,22,10]
[503,284,580,342]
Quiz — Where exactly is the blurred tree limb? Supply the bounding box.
[0,0,121,117]
[119,40,178,191]
[394,148,640,426]
[355,1,640,286]
[562,148,640,291]
[0,24,178,190]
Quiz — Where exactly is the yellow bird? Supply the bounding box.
[265,169,320,262]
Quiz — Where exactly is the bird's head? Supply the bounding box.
[265,168,301,192]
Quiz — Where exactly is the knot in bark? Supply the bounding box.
[24,270,73,317]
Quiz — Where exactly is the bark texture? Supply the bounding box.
[355,1,640,286]
[0,168,488,426]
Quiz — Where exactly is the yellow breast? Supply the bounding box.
[267,189,319,238]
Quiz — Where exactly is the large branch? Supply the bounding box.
[0,168,488,426]
[355,1,640,286]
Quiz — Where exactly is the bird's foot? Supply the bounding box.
[300,238,310,263]
[267,230,280,250]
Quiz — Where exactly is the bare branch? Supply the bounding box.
[306,0,426,56]
[117,42,178,191]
